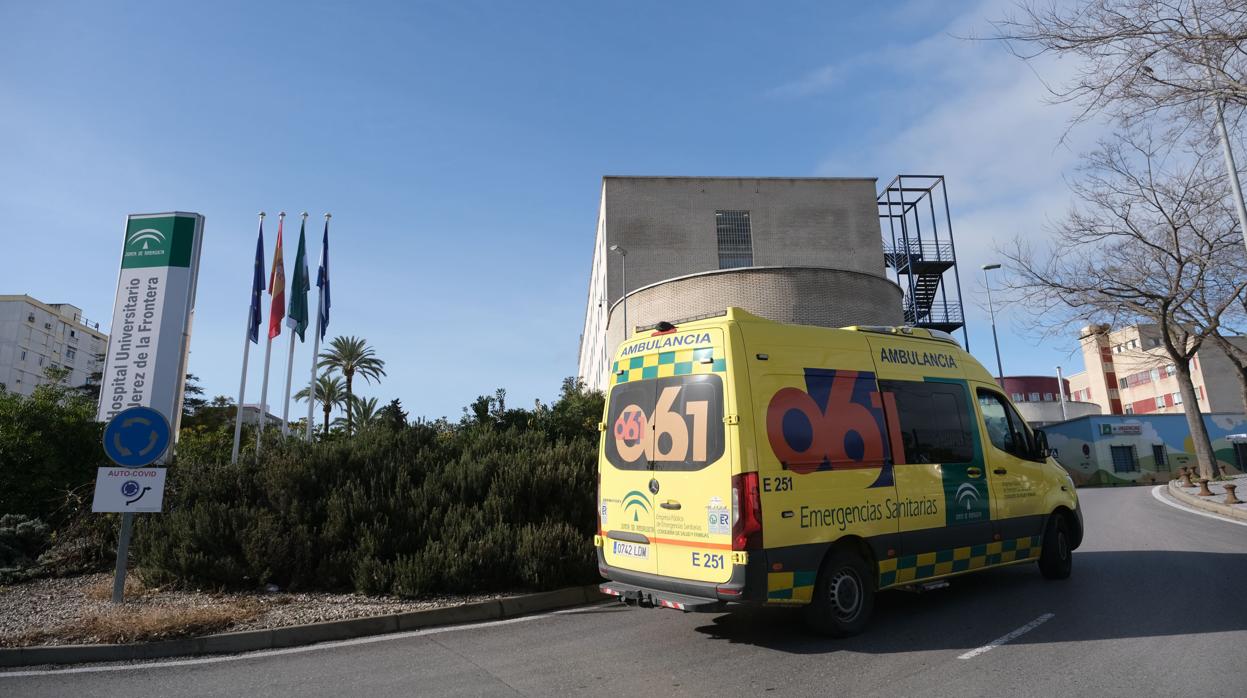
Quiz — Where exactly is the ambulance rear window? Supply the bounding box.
[605,374,725,471]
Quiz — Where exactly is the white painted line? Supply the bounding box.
[0,602,615,679]
[1151,485,1247,528]
[957,613,1053,660]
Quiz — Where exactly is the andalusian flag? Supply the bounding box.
[287,218,310,341]
[268,215,286,339]
[317,217,331,340]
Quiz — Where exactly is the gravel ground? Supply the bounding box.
[0,573,510,646]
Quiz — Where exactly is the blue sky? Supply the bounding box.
[1,0,1103,419]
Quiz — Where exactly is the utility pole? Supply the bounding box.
[610,245,628,342]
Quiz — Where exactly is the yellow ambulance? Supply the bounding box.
[595,308,1082,636]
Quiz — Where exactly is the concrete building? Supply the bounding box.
[999,375,1101,427]
[577,176,911,390]
[0,295,108,396]
[1066,324,1247,416]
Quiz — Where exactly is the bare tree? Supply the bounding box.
[1004,129,1247,479]
[993,0,1247,128]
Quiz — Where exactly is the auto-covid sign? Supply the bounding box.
[96,213,204,431]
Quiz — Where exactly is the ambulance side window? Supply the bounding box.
[878,380,974,465]
[977,389,1036,459]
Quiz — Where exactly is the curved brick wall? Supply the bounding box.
[604,266,904,351]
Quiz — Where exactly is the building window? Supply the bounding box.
[1166,364,1175,376]
[1155,396,1165,409]
[1043,393,1053,401]
[19,350,26,361]
[1124,405,1134,414]
[1173,392,1182,405]
[1029,392,1041,402]
[715,210,753,269]
[1012,392,1024,402]
[1111,445,1139,473]
[1119,377,1129,389]
[1152,444,1169,470]
[65,348,76,361]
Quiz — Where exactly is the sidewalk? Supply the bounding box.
[1168,474,1247,521]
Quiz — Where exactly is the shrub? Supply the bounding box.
[133,381,605,597]
[0,515,51,567]
[0,382,106,523]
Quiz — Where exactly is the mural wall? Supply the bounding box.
[1044,413,1247,486]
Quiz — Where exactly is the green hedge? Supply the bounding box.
[0,382,106,523]
[133,381,603,596]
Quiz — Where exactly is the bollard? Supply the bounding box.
[1225,483,1243,505]
[1198,478,1214,496]
[1180,469,1194,487]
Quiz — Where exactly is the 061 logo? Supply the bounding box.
[765,368,893,487]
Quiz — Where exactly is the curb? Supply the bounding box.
[1166,480,1247,522]
[0,584,607,669]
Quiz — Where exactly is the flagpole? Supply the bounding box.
[280,328,296,436]
[257,211,285,456]
[306,324,322,441]
[306,212,330,442]
[232,212,265,463]
[281,212,308,437]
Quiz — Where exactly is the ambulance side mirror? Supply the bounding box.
[1033,429,1051,459]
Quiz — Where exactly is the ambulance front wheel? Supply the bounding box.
[805,547,875,637]
[1038,513,1073,580]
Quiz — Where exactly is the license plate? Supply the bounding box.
[611,541,649,560]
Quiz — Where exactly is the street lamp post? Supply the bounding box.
[982,263,1004,382]
[609,244,628,341]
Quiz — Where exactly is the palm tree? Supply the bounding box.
[348,396,380,431]
[295,372,348,437]
[317,336,386,434]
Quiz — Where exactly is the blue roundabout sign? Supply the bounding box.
[102,406,171,467]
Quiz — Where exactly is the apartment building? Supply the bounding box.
[1066,324,1246,416]
[0,294,109,397]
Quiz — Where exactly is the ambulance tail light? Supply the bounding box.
[731,472,763,550]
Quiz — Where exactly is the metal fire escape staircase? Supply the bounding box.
[878,175,968,346]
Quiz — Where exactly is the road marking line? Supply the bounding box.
[0,602,615,678]
[957,613,1053,660]
[1151,485,1247,528]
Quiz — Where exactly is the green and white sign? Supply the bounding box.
[97,212,205,434]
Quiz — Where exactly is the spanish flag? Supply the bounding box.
[268,215,286,339]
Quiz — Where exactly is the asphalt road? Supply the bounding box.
[6,486,1246,697]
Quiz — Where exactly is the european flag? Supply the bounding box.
[248,219,265,343]
[316,217,331,340]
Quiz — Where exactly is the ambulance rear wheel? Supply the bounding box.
[805,548,874,637]
[1038,513,1073,580]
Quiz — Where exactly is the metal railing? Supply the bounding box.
[883,242,955,265]
[904,299,965,325]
